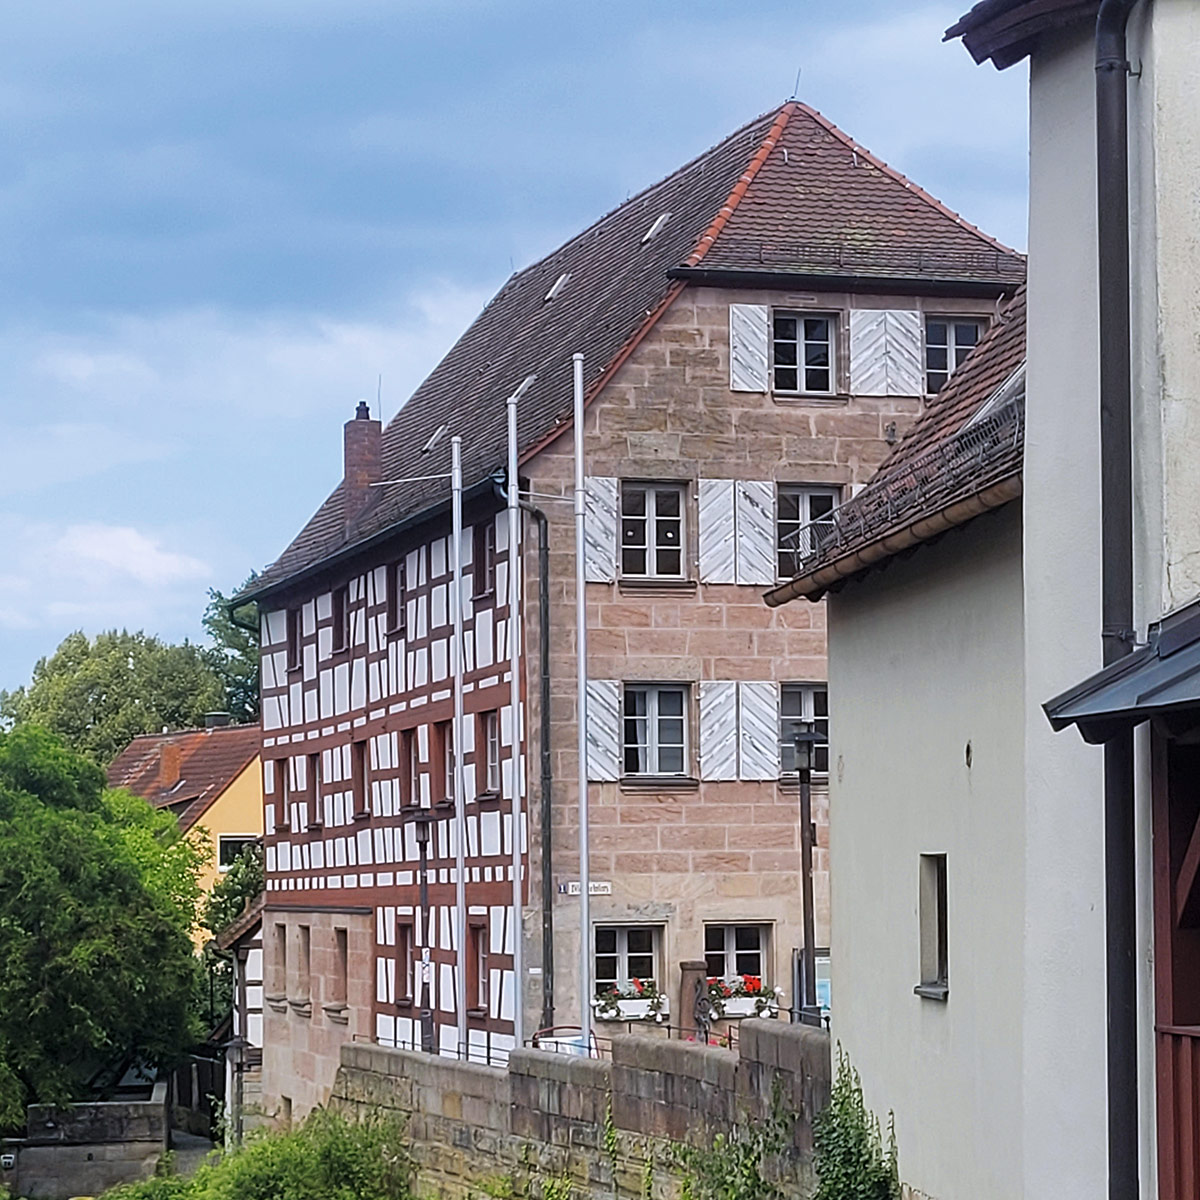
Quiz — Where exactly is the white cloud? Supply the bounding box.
[53,523,209,588]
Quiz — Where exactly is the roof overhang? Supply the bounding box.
[764,472,1022,606]
[668,266,1021,300]
[1045,600,1200,743]
[945,0,1100,69]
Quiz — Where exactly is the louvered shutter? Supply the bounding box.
[583,477,618,583]
[699,681,738,781]
[850,310,925,397]
[698,479,736,584]
[729,304,769,392]
[735,480,776,586]
[738,682,780,781]
[585,680,621,782]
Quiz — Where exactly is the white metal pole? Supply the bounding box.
[451,434,468,1058]
[572,352,592,1045]
[506,385,525,1049]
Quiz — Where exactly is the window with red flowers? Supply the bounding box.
[704,923,767,982]
[594,925,661,995]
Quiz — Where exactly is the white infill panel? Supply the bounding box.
[585,679,621,782]
[729,304,769,392]
[738,681,780,781]
[583,477,618,583]
[886,309,925,396]
[735,480,776,586]
[849,309,889,396]
[698,479,737,584]
[698,681,738,781]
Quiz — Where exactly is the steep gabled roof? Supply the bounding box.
[245,102,1025,603]
[107,724,261,832]
[766,286,1027,605]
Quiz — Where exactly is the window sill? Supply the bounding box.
[289,998,313,1018]
[265,993,288,1013]
[286,662,303,677]
[913,983,949,1002]
[322,1003,349,1025]
[466,1006,488,1020]
[618,577,697,596]
[619,775,700,793]
[307,820,324,833]
[351,810,371,822]
[396,997,414,1010]
[473,590,495,604]
[275,823,291,834]
[385,623,406,639]
[770,393,849,407]
[475,790,502,808]
[777,775,830,793]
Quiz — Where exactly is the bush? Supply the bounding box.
[812,1046,899,1200]
[103,1108,413,1200]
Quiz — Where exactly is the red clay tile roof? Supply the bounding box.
[766,285,1026,605]
[946,1,1098,69]
[107,724,261,832]
[244,102,1025,602]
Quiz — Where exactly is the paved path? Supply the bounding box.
[170,1131,217,1174]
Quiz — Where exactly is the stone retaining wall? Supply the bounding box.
[330,1020,830,1199]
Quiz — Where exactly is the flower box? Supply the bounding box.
[592,995,670,1023]
[717,995,778,1019]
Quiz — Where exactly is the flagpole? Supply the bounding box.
[572,352,592,1046]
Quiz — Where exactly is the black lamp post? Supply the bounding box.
[793,722,823,1027]
[413,811,436,1054]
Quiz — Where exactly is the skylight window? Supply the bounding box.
[641,212,672,244]
[544,272,570,303]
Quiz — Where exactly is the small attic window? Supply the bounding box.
[641,213,672,244]
[544,272,570,303]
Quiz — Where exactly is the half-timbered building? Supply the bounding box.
[239,99,1023,1118]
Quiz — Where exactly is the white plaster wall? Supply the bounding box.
[827,504,1024,1200]
[1023,28,1109,1199]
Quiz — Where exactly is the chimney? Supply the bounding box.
[204,711,231,728]
[157,742,182,789]
[343,400,382,532]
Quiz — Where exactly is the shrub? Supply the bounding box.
[812,1046,899,1200]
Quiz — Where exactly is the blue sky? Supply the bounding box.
[0,1,1027,690]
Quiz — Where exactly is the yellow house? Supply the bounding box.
[108,716,262,929]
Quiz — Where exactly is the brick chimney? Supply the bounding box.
[343,400,382,533]
[157,742,182,789]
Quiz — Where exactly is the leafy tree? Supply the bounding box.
[103,1108,413,1200]
[202,575,260,725]
[0,630,224,766]
[0,725,203,1128]
[202,842,264,938]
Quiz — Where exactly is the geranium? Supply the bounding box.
[592,978,665,1021]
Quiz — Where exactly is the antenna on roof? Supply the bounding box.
[790,66,802,101]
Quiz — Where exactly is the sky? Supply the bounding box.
[0,1,1028,691]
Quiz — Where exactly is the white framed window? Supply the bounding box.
[772,312,836,395]
[780,684,829,776]
[623,684,688,776]
[218,836,259,872]
[776,486,839,578]
[704,924,768,981]
[594,925,662,993]
[925,318,983,393]
[621,483,685,578]
[479,710,501,795]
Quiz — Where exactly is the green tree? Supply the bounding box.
[0,629,225,765]
[202,576,260,725]
[0,725,203,1128]
[202,842,264,938]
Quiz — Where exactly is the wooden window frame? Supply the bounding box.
[331,585,349,654]
[925,317,983,394]
[776,485,840,580]
[386,559,406,635]
[771,310,837,396]
[286,607,302,673]
[467,919,488,1014]
[351,739,369,819]
[274,757,291,831]
[477,710,501,798]
[473,521,496,599]
[306,751,323,829]
[620,483,686,580]
[397,921,415,1006]
[433,721,454,806]
[401,727,420,808]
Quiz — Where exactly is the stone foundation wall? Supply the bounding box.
[330,1020,831,1199]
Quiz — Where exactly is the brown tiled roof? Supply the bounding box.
[946,1,1098,69]
[107,724,261,832]
[216,894,264,952]
[766,285,1027,605]
[244,102,1025,602]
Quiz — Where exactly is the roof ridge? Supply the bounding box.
[794,101,1024,259]
[684,101,796,268]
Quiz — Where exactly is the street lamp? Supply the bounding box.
[225,1033,248,1147]
[413,811,436,1054]
[793,721,823,1027]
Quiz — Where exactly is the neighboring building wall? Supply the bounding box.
[827,502,1024,1200]
[526,282,993,1026]
[194,758,263,899]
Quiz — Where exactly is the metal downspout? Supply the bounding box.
[1095,2,1138,1195]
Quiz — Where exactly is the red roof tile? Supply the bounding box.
[243,103,1025,603]
[107,724,261,832]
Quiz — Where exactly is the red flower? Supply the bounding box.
[633,978,645,995]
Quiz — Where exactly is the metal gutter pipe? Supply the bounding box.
[1095,2,1138,1196]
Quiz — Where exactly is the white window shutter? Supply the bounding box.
[735,480,775,586]
[583,477,618,583]
[585,680,621,782]
[698,479,736,584]
[699,681,738,781]
[738,681,780,781]
[729,304,769,392]
[850,310,924,396]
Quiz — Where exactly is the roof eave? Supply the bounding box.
[945,0,1100,69]
[668,266,1022,300]
[764,471,1023,606]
